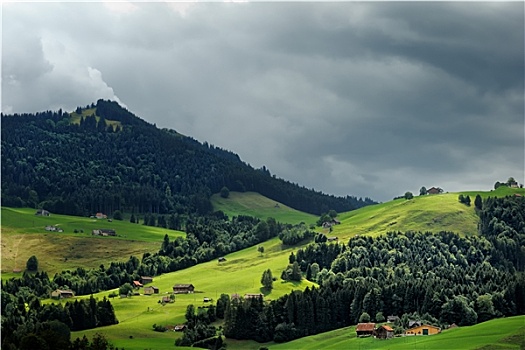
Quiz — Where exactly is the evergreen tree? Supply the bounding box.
[26,255,38,271]
[261,269,273,290]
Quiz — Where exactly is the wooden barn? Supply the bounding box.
[375,325,394,339]
[356,323,376,336]
[173,284,195,294]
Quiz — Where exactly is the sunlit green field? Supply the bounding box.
[69,236,316,349]
[1,207,184,276]
[330,187,525,242]
[261,316,525,350]
[211,191,317,225]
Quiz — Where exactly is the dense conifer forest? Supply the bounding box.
[1,100,374,217]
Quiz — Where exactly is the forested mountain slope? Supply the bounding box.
[1,100,374,216]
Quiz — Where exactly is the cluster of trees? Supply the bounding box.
[175,304,224,349]
[278,223,315,245]
[1,290,118,349]
[494,177,521,189]
[221,196,525,343]
[1,100,375,217]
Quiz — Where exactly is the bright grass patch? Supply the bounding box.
[211,191,317,225]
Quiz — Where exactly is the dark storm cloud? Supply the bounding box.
[2,2,523,201]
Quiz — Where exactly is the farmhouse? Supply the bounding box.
[141,276,153,284]
[50,289,75,299]
[45,225,63,232]
[174,325,186,332]
[356,323,376,336]
[244,293,264,300]
[95,212,107,219]
[91,229,116,236]
[375,325,394,339]
[144,286,159,295]
[173,284,195,294]
[405,324,441,336]
[35,209,50,216]
[387,315,400,323]
[427,187,442,195]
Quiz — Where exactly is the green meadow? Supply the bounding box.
[263,316,525,350]
[211,191,317,225]
[69,107,122,129]
[69,236,317,349]
[329,187,525,242]
[1,207,185,276]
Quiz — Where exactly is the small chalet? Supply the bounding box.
[92,229,116,236]
[218,257,227,263]
[35,209,50,216]
[427,187,442,195]
[375,325,394,339]
[203,297,212,302]
[327,236,338,242]
[51,289,75,299]
[161,296,172,303]
[405,324,441,336]
[141,276,153,284]
[45,225,63,232]
[174,325,186,332]
[387,315,400,323]
[144,286,159,295]
[173,284,195,294]
[244,293,264,300]
[95,212,107,219]
[132,281,143,289]
[356,323,376,336]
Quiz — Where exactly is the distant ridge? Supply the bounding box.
[1,99,375,217]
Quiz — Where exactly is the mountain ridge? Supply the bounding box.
[1,99,375,217]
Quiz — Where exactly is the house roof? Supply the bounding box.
[173,284,194,288]
[133,281,143,287]
[379,325,394,331]
[356,323,376,332]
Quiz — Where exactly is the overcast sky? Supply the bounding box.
[2,1,524,202]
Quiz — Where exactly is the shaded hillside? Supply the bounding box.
[1,100,374,216]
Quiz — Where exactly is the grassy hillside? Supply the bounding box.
[1,207,185,276]
[69,236,316,349]
[211,191,318,225]
[327,187,525,242]
[261,316,525,350]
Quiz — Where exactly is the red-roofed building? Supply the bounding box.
[132,280,143,289]
[356,323,376,336]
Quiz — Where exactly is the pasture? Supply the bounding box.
[264,316,525,350]
[330,187,525,242]
[69,236,317,349]
[211,191,317,225]
[1,207,184,276]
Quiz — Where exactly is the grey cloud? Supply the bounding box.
[2,2,523,202]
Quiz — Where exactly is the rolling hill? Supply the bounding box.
[211,191,318,225]
[1,100,374,218]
